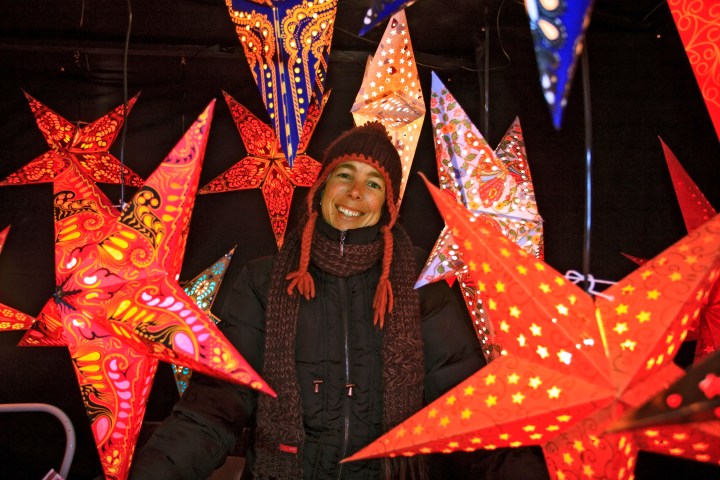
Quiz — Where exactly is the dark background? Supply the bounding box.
[0,0,719,478]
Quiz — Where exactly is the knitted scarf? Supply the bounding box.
[253,222,427,480]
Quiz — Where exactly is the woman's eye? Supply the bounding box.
[338,172,351,179]
[368,181,381,190]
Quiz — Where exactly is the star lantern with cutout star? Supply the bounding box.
[351,9,424,204]
[623,138,718,363]
[610,347,720,432]
[524,0,595,129]
[198,90,326,248]
[0,91,144,187]
[172,247,236,396]
[416,72,543,361]
[0,226,36,331]
[667,0,720,142]
[343,175,720,479]
[19,102,274,480]
[224,0,337,167]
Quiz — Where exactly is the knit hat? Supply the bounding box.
[285,121,402,327]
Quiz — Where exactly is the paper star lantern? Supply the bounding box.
[199,90,325,248]
[19,102,273,480]
[0,91,144,187]
[344,175,720,478]
[224,0,337,167]
[358,0,416,36]
[525,0,594,129]
[624,138,718,363]
[172,247,236,396]
[416,73,543,360]
[668,0,720,142]
[610,348,720,432]
[351,9,424,204]
[0,226,36,331]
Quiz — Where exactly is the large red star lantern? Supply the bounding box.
[172,247,236,396]
[19,102,273,480]
[416,73,543,361]
[668,0,720,142]
[224,0,337,167]
[351,9,424,204]
[344,175,720,479]
[0,91,144,187]
[624,138,718,363]
[0,226,36,331]
[199,90,325,248]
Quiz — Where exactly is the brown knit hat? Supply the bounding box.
[285,121,403,327]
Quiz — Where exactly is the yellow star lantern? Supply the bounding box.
[343,174,720,479]
[350,9,424,204]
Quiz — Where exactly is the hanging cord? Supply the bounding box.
[580,48,593,293]
[118,0,133,208]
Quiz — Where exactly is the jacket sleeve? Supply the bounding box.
[417,263,487,403]
[129,257,273,480]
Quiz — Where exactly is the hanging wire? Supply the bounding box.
[580,48,593,293]
[483,4,490,139]
[118,0,133,208]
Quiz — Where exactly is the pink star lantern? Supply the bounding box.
[0,226,36,331]
[224,0,337,167]
[351,9,425,204]
[0,91,144,187]
[344,174,720,479]
[19,101,274,480]
[198,90,326,248]
[624,138,718,363]
[668,0,720,142]
[416,72,543,360]
[172,247,236,396]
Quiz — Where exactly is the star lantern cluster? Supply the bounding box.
[199,90,326,248]
[344,175,720,479]
[0,91,144,187]
[18,102,274,480]
[224,0,337,167]
[350,9,425,204]
[417,72,543,361]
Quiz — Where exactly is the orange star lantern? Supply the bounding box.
[224,0,337,167]
[417,73,543,360]
[19,102,273,480]
[344,175,720,479]
[172,247,236,396]
[0,226,36,331]
[0,91,143,187]
[199,90,326,248]
[351,9,424,204]
[668,0,720,142]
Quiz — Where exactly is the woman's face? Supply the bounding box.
[320,159,387,230]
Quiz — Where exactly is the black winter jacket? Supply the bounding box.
[131,221,498,479]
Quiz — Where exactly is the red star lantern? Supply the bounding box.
[344,175,720,478]
[417,73,543,360]
[668,0,720,142]
[172,247,236,396]
[0,91,144,187]
[351,9,425,204]
[224,0,337,167]
[199,90,326,248]
[0,226,36,331]
[624,138,718,363]
[19,102,273,480]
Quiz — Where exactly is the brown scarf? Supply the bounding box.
[253,222,427,479]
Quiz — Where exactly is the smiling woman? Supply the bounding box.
[320,160,387,231]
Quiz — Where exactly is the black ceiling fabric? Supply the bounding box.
[0,1,719,478]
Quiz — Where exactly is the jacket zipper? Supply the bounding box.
[337,276,351,479]
[339,230,346,257]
